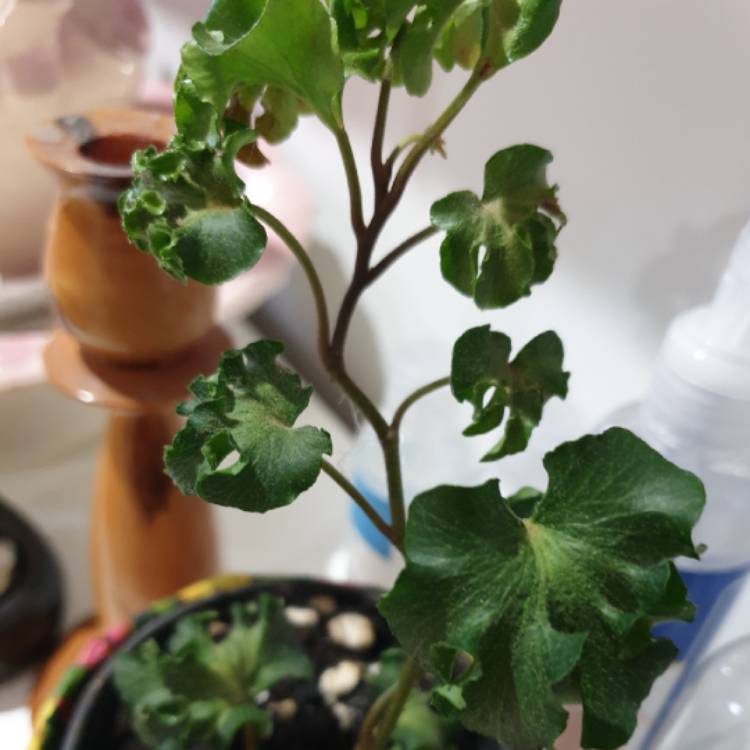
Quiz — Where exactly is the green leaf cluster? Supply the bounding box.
[113,594,312,750]
[433,144,566,309]
[451,325,568,460]
[167,0,563,151]
[328,0,407,81]
[329,0,562,95]
[119,126,267,284]
[381,429,705,750]
[165,340,332,513]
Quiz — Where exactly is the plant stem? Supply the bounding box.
[250,208,392,474]
[329,69,486,750]
[383,434,406,552]
[370,655,422,750]
[325,360,390,442]
[367,226,438,284]
[252,210,401,560]
[332,69,485,357]
[334,125,366,237]
[384,132,422,171]
[241,724,257,750]
[391,377,451,435]
[380,378,450,550]
[355,684,396,750]
[250,205,331,359]
[321,460,396,546]
[371,77,393,197]
[389,68,485,210]
[327,73,487,566]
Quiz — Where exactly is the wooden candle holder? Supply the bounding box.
[27,110,223,711]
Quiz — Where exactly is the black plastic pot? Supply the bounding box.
[55,577,499,750]
[0,495,62,681]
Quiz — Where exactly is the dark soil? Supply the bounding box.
[60,578,500,750]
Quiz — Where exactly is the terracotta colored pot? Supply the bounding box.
[0,0,147,279]
[28,109,216,364]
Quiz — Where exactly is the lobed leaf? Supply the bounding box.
[398,1,465,96]
[431,144,565,308]
[482,0,562,70]
[119,127,267,284]
[181,0,345,132]
[114,594,312,749]
[397,0,562,96]
[165,340,332,513]
[380,428,706,750]
[451,325,569,460]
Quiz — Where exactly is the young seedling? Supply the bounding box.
[114,595,312,750]
[118,2,706,749]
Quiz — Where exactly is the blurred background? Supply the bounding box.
[1,1,749,748]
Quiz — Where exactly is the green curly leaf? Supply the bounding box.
[254,87,306,144]
[330,0,387,80]
[433,3,485,73]
[397,0,561,96]
[327,0,559,94]
[118,128,267,284]
[397,1,465,96]
[431,144,565,308]
[165,340,332,513]
[451,325,568,460]
[181,0,344,132]
[327,0,421,80]
[380,428,705,750]
[114,594,312,750]
[483,0,562,69]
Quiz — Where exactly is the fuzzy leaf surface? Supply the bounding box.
[114,594,312,749]
[165,340,332,512]
[119,128,267,284]
[380,428,705,750]
[181,0,344,131]
[432,144,565,308]
[451,325,568,459]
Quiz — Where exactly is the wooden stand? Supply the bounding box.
[27,110,225,713]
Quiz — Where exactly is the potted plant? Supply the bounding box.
[38,1,707,749]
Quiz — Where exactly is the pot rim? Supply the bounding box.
[26,109,173,185]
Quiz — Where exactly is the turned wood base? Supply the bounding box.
[31,327,230,717]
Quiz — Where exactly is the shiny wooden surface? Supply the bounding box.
[91,412,217,624]
[44,326,231,415]
[30,108,223,718]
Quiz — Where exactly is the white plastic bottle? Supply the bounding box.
[605,219,750,659]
